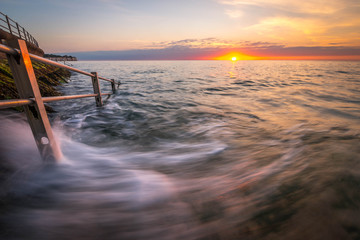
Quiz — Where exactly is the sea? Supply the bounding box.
[1,60,360,240]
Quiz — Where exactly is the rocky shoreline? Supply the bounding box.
[0,59,71,110]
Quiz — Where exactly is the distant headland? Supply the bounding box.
[44,54,77,62]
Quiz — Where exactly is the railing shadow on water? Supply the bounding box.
[0,39,119,163]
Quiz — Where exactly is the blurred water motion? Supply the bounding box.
[1,60,360,239]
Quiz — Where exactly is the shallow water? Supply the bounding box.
[1,60,360,239]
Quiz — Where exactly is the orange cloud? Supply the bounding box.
[217,0,360,47]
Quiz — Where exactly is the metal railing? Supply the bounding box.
[0,12,39,47]
[0,39,118,163]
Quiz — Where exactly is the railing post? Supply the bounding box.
[91,72,103,107]
[111,79,116,93]
[23,27,28,41]
[16,23,21,38]
[6,39,62,163]
[5,15,12,34]
[27,32,31,43]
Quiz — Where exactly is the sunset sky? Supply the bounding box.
[1,0,360,60]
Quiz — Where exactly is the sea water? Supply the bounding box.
[1,60,360,239]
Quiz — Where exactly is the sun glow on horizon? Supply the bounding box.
[214,52,260,61]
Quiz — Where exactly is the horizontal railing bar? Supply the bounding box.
[0,92,114,109]
[0,43,19,55]
[0,43,115,83]
[0,12,39,48]
[40,93,112,103]
[0,24,9,29]
[0,43,115,82]
[31,54,113,82]
[98,76,114,83]
[41,93,97,102]
[29,53,95,77]
[0,98,33,109]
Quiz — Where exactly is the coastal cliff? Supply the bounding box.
[0,29,44,58]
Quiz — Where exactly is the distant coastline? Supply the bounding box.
[58,46,360,61]
[44,53,77,61]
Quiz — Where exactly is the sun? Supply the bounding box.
[214,52,260,61]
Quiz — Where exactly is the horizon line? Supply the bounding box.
[72,58,360,61]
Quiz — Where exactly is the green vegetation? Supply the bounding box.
[0,59,71,101]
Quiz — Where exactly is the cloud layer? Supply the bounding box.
[62,38,360,60]
[217,0,360,47]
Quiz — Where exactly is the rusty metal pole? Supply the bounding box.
[91,72,103,107]
[111,79,116,93]
[5,15,12,34]
[6,39,63,163]
[22,27,28,41]
[27,32,31,43]
[16,23,21,39]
